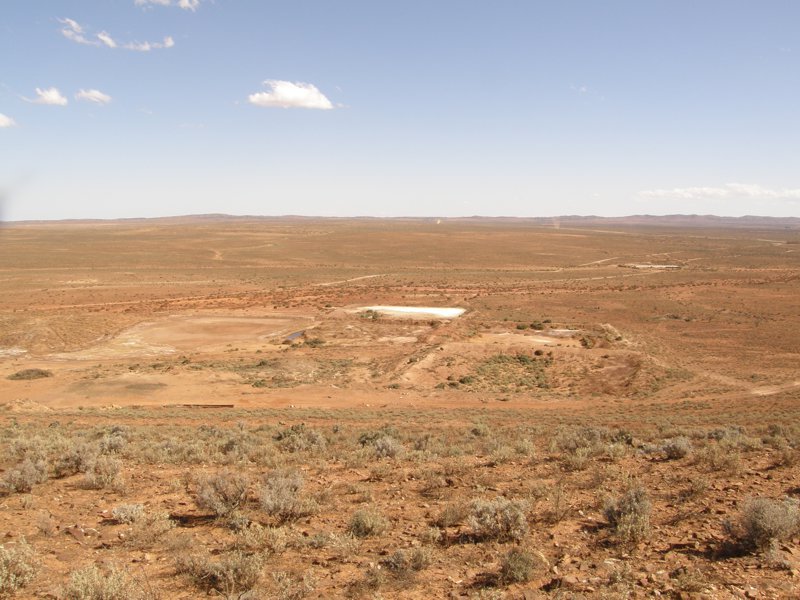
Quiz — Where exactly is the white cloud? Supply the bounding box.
[639,183,800,201]
[248,80,335,110]
[59,17,174,51]
[24,87,68,106]
[75,89,112,105]
[0,113,16,128]
[135,0,201,10]
[97,31,117,48]
[59,17,96,45]
[124,36,174,51]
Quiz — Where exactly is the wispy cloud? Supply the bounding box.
[97,31,117,48]
[639,183,800,201]
[59,17,175,52]
[124,36,175,51]
[135,0,201,11]
[248,80,335,110]
[75,89,112,105]
[59,17,94,45]
[24,87,69,106]
[0,113,16,128]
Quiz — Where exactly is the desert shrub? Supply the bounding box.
[434,502,468,528]
[499,548,539,584]
[233,523,289,554]
[708,427,761,451]
[0,539,37,597]
[176,551,264,597]
[358,425,401,446]
[0,459,48,495]
[111,504,144,524]
[604,482,651,544]
[349,508,389,538]
[772,447,799,468]
[274,424,327,453]
[195,469,250,518]
[488,445,515,465]
[726,497,800,552]
[381,548,432,578]
[61,564,135,600]
[126,511,175,549]
[470,423,491,438]
[7,369,52,380]
[304,532,359,558]
[83,456,122,489]
[259,469,318,522]
[603,441,628,462]
[467,498,528,542]
[678,476,709,501]
[662,436,692,459]
[697,444,741,473]
[53,442,97,478]
[561,446,591,471]
[99,431,128,455]
[551,425,609,453]
[271,570,317,600]
[421,527,443,545]
[373,435,404,459]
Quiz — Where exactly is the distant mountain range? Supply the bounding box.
[5,213,800,229]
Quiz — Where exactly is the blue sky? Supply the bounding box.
[1,1,799,220]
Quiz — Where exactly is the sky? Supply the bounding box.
[1,1,799,221]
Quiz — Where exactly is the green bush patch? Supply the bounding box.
[7,369,53,381]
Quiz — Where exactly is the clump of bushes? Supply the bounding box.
[372,436,404,459]
[62,564,135,600]
[0,539,37,597]
[7,369,52,381]
[467,497,528,542]
[0,459,48,495]
[381,548,432,578]
[662,436,692,460]
[53,442,97,479]
[349,508,389,538]
[604,482,651,544]
[725,497,800,553]
[83,455,123,490]
[499,548,541,584]
[274,424,327,453]
[111,504,144,524]
[125,511,175,549]
[176,551,264,597]
[259,469,318,522]
[195,469,250,518]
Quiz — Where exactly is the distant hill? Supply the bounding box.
[4,213,799,229]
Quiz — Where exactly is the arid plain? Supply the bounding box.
[1,217,799,599]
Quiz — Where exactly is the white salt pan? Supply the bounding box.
[363,306,465,319]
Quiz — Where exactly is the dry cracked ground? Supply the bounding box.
[0,216,799,599]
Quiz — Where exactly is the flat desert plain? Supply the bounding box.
[0,216,799,599]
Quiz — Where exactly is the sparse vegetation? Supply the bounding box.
[0,540,37,597]
[349,507,389,538]
[195,469,250,518]
[1,220,800,597]
[176,551,264,597]
[259,469,318,522]
[725,497,800,553]
[7,369,52,381]
[61,565,140,600]
[467,497,528,542]
[604,481,651,544]
[499,547,540,584]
